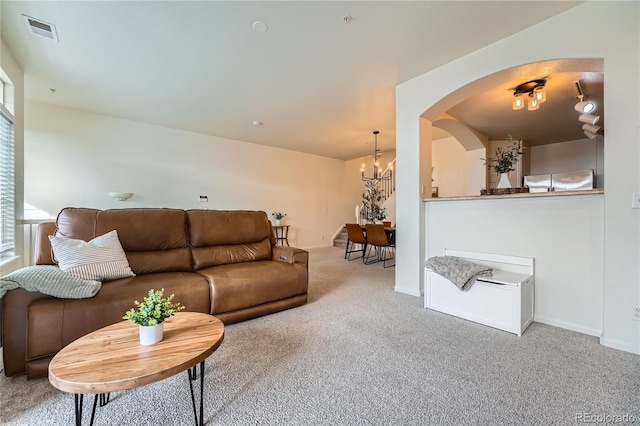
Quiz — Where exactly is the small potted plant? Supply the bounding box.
[123,288,185,345]
[271,212,286,225]
[481,135,523,188]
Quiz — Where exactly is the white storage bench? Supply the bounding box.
[424,249,534,336]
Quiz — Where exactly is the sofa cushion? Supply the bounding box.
[191,238,272,270]
[49,230,135,281]
[55,208,193,274]
[197,260,308,314]
[187,210,273,246]
[187,210,274,270]
[25,271,210,361]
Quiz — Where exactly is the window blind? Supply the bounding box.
[0,105,15,260]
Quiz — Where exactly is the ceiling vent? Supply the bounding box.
[22,15,58,41]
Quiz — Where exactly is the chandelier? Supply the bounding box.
[361,131,392,181]
[512,79,547,111]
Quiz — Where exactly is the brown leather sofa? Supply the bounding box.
[2,207,308,378]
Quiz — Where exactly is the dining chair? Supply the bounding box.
[364,224,395,267]
[344,223,367,262]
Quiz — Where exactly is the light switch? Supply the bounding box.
[632,192,640,209]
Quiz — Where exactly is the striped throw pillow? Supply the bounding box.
[49,230,135,281]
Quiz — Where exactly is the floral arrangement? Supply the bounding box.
[123,288,185,326]
[482,135,523,175]
[361,181,387,222]
[272,212,287,220]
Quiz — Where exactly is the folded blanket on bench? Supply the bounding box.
[0,265,101,299]
[426,256,492,291]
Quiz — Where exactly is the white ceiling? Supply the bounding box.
[1,1,585,160]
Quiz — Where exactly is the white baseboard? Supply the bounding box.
[303,244,336,250]
[600,337,640,355]
[533,315,602,337]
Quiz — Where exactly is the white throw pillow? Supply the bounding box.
[49,230,135,281]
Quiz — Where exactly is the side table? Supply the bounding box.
[273,225,290,246]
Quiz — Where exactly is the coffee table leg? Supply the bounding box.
[187,360,205,426]
[74,394,83,426]
[74,393,107,426]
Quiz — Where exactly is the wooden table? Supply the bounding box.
[49,312,224,426]
[272,224,290,246]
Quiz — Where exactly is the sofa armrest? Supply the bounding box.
[35,222,57,265]
[272,246,308,266]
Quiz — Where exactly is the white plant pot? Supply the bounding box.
[139,323,163,345]
[497,173,512,189]
[274,219,281,226]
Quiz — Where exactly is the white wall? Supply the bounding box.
[432,137,465,197]
[426,195,604,336]
[432,137,486,197]
[396,2,639,353]
[1,40,25,274]
[24,102,353,249]
[530,137,602,187]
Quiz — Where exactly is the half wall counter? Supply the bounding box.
[423,189,604,337]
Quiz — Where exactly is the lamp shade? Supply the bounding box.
[533,86,546,103]
[512,94,525,110]
[579,113,600,125]
[527,96,539,111]
[575,101,595,113]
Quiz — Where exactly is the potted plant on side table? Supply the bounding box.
[123,288,185,345]
[272,212,286,226]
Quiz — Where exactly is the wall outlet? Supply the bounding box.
[199,195,208,202]
[632,192,640,209]
[632,305,640,321]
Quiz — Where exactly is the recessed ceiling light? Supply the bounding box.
[252,21,268,33]
[252,120,263,126]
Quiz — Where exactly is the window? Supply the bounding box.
[0,80,16,262]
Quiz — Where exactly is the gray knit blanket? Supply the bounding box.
[0,265,101,299]
[426,256,492,291]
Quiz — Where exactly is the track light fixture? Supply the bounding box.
[512,79,546,111]
[583,130,597,139]
[575,101,595,113]
[582,123,601,134]
[573,80,596,113]
[579,113,600,125]
[574,80,602,138]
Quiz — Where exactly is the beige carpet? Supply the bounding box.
[1,246,638,425]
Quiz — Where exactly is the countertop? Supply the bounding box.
[423,188,604,202]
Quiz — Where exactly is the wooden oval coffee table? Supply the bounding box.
[49,312,224,426]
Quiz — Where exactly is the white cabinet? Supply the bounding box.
[424,249,534,336]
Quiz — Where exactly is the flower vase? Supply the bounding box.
[139,323,163,345]
[275,219,281,226]
[497,173,511,189]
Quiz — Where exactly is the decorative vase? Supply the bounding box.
[497,173,511,189]
[275,219,281,226]
[139,323,163,345]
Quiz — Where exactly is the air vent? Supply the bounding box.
[22,15,58,41]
